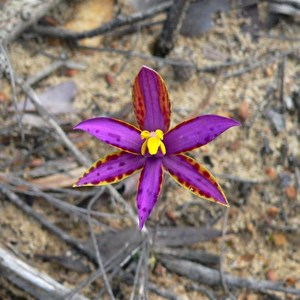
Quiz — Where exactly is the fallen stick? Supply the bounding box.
[0,182,96,264]
[0,247,88,300]
[160,257,300,296]
[153,0,191,57]
[31,1,172,40]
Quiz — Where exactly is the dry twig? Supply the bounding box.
[2,173,119,228]
[87,191,115,300]
[160,257,300,296]
[153,0,192,57]
[0,181,96,264]
[31,2,172,40]
[224,47,300,78]
[0,248,88,300]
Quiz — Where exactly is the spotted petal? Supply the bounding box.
[163,154,228,206]
[164,115,240,155]
[74,151,145,187]
[74,117,142,154]
[136,157,163,229]
[133,66,171,132]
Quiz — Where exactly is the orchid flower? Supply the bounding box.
[74,66,239,229]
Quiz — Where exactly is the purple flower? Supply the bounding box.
[74,66,240,229]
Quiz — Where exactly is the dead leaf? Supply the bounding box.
[63,68,80,77]
[64,0,113,47]
[29,167,86,189]
[28,158,44,168]
[13,81,78,115]
[240,253,255,262]
[88,227,222,264]
[272,233,287,247]
[88,228,143,263]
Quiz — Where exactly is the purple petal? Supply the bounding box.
[74,117,142,154]
[74,151,145,186]
[133,66,171,132]
[164,115,240,154]
[136,157,163,229]
[162,154,228,206]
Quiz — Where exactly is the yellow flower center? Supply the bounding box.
[140,129,166,155]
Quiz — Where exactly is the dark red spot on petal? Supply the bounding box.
[213,181,219,188]
[107,154,118,161]
[124,170,134,176]
[194,163,200,171]
[203,171,210,178]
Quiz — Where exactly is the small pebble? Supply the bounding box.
[285,186,297,200]
[263,65,274,77]
[0,92,8,103]
[246,222,255,235]
[272,233,287,247]
[238,101,251,121]
[265,270,278,282]
[165,210,177,222]
[266,206,280,218]
[110,63,119,73]
[264,167,277,180]
[285,276,297,287]
[105,73,114,87]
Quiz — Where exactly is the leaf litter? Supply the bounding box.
[0,1,300,299]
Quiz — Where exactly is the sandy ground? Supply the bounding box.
[0,1,299,299]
